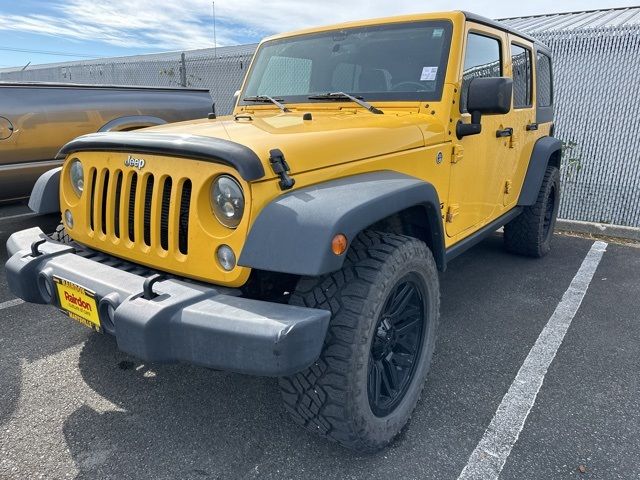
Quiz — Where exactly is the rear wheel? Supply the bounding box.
[278,231,440,452]
[504,166,560,257]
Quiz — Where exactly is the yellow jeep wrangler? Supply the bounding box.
[7,11,560,452]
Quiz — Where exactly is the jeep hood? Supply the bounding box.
[145,111,445,180]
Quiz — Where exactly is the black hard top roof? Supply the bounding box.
[462,11,540,45]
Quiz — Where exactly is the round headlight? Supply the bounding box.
[211,175,244,228]
[69,159,84,197]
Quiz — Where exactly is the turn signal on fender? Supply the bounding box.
[331,234,348,255]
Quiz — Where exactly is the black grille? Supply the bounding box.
[128,173,138,242]
[160,177,172,250]
[89,169,191,255]
[89,169,97,231]
[100,170,110,235]
[114,171,123,238]
[143,175,154,247]
[179,180,192,255]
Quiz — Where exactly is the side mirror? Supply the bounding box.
[456,77,513,139]
[233,90,241,100]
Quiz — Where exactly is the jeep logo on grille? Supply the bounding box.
[124,155,146,170]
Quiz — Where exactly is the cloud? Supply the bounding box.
[0,0,637,51]
[0,1,217,50]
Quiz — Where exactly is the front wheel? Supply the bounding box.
[278,231,440,452]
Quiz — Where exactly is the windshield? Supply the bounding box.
[241,20,453,105]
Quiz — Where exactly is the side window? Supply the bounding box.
[536,52,553,107]
[511,44,532,108]
[461,32,502,113]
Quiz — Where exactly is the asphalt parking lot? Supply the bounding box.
[0,204,638,480]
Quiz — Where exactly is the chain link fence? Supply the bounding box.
[1,25,639,226]
[0,45,257,116]
[534,25,640,227]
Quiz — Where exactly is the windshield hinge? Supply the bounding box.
[269,149,295,190]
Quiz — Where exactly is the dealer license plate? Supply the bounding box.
[53,276,101,331]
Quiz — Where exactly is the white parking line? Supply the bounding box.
[0,212,36,222]
[458,240,608,480]
[0,298,25,310]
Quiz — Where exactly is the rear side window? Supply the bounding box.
[536,52,553,107]
[511,44,532,108]
[461,33,502,112]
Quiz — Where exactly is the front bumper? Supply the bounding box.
[5,227,330,376]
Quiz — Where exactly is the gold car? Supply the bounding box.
[0,83,212,202]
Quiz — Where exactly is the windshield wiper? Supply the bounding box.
[307,92,383,114]
[243,95,289,112]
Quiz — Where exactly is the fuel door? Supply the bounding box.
[0,116,14,140]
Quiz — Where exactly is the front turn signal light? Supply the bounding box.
[331,234,348,255]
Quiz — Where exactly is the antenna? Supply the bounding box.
[212,1,218,59]
[209,1,220,121]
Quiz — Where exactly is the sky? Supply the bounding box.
[0,0,638,68]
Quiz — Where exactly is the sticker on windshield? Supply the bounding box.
[433,28,444,38]
[420,66,438,82]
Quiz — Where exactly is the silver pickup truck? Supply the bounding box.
[0,82,213,202]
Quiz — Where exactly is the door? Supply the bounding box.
[503,38,538,206]
[446,26,513,238]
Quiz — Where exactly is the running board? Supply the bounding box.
[445,208,523,263]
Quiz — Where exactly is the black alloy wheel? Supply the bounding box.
[368,274,426,417]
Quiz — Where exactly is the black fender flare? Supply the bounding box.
[238,171,446,276]
[28,167,61,215]
[518,136,562,206]
[98,115,167,132]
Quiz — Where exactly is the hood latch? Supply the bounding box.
[269,149,295,191]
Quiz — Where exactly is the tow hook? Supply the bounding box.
[30,239,47,257]
[142,274,167,300]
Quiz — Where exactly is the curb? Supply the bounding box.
[556,219,640,242]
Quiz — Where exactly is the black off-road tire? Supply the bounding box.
[504,166,560,257]
[278,230,440,452]
[50,223,71,244]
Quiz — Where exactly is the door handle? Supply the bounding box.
[526,123,539,131]
[496,127,513,138]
